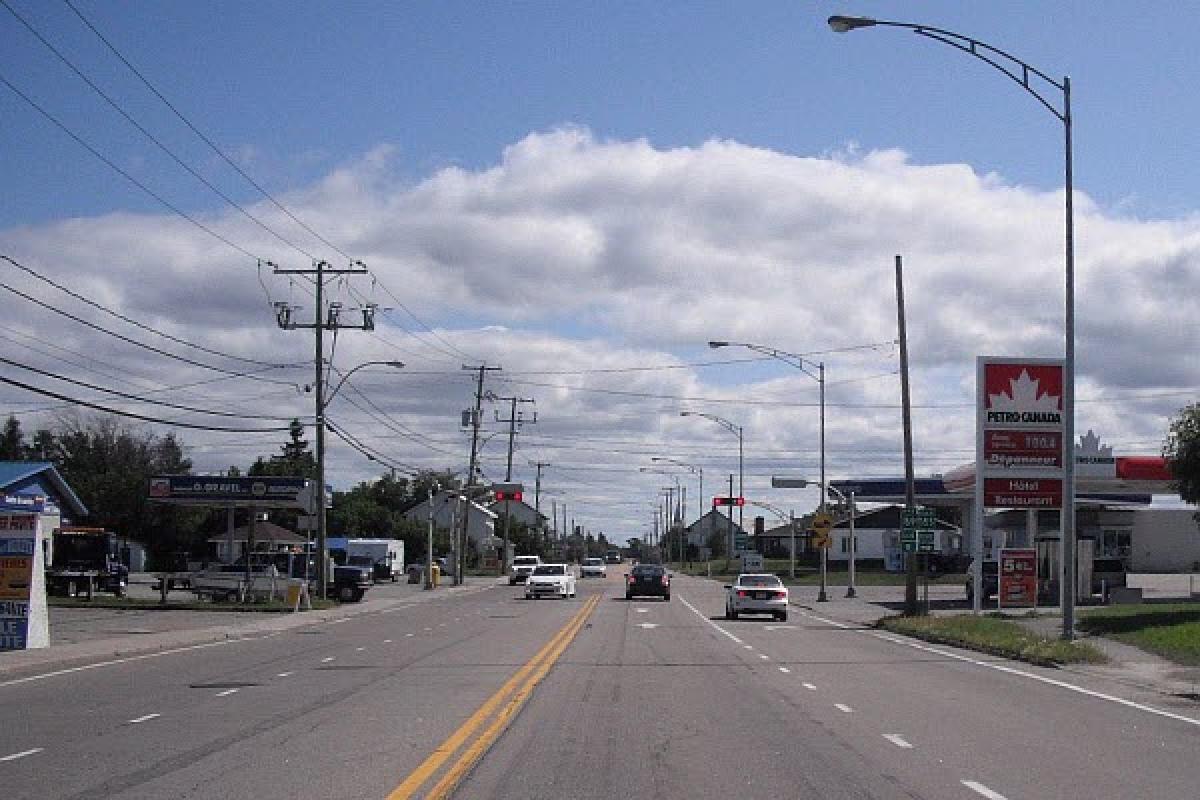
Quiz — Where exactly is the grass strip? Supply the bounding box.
[1079,603,1200,666]
[878,613,1106,667]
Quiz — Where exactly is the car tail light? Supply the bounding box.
[627,575,635,584]
[661,576,669,586]
[776,590,788,598]
[737,590,747,598]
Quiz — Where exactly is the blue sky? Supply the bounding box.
[2,2,1197,539]
[4,1,1198,226]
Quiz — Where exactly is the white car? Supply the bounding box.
[525,563,577,599]
[580,557,607,578]
[509,555,541,585]
[725,573,789,621]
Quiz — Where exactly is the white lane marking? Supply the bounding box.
[127,713,160,724]
[835,703,854,713]
[743,645,753,650]
[679,596,743,645]
[215,688,240,697]
[0,748,42,762]
[321,657,335,663]
[763,625,795,630]
[759,654,769,660]
[802,682,817,691]
[0,638,236,689]
[962,780,1009,800]
[423,627,432,632]
[635,608,649,614]
[800,609,1200,730]
[778,667,791,674]
[635,623,659,630]
[405,633,415,637]
[438,623,446,627]
[355,647,366,652]
[383,639,392,644]
[327,618,350,625]
[276,672,294,678]
[882,734,913,749]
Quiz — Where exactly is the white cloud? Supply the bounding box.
[2,128,1197,538]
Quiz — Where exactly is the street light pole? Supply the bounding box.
[680,412,743,558]
[828,13,1078,637]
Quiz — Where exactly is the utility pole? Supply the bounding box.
[460,364,500,584]
[532,460,549,554]
[273,259,374,599]
[493,394,536,573]
[896,255,920,615]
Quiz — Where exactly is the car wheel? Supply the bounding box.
[625,592,632,601]
[780,612,788,622]
[729,608,739,620]
[664,593,670,601]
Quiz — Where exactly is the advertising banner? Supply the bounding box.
[0,513,48,650]
[976,357,1066,510]
[148,475,312,509]
[999,548,1038,608]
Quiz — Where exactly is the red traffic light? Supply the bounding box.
[496,490,523,503]
[712,496,745,507]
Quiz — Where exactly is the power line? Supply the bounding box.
[1,280,304,387]
[2,253,304,368]
[2,0,320,262]
[0,373,295,432]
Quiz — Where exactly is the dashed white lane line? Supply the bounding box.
[882,734,913,749]
[743,645,753,650]
[383,639,392,644]
[962,780,1009,800]
[679,596,743,645]
[798,608,1200,730]
[758,654,769,660]
[277,672,294,678]
[0,748,42,762]
[423,627,432,632]
[406,633,415,637]
[127,713,161,724]
[834,703,854,713]
[321,657,335,663]
[355,647,366,652]
[802,682,817,691]
[0,638,236,688]
[215,688,240,698]
[778,667,791,674]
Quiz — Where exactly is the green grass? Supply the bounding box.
[49,596,339,612]
[879,614,1107,666]
[1079,603,1200,666]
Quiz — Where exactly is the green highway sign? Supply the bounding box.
[900,530,917,544]
[901,507,936,526]
[901,541,917,553]
[734,533,750,550]
[918,531,936,552]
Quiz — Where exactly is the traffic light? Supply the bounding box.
[495,490,523,503]
[712,496,745,507]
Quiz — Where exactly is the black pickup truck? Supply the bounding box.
[332,562,373,602]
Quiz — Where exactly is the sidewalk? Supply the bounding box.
[788,583,1200,706]
[0,577,502,680]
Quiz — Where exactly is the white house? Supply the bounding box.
[403,491,497,545]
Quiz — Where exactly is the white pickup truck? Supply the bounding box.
[509,555,542,584]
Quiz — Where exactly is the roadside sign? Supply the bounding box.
[734,533,750,550]
[901,507,936,528]
[812,530,832,549]
[811,512,834,533]
[999,547,1038,608]
[917,531,936,552]
[149,476,312,509]
[0,513,48,651]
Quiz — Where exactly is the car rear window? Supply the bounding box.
[633,565,664,576]
[533,565,565,575]
[584,558,603,566]
[738,575,782,588]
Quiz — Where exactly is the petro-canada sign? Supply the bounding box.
[976,357,1065,510]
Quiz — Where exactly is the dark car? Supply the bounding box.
[626,564,670,601]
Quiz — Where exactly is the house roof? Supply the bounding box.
[487,498,548,521]
[207,521,305,543]
[0,460,88,517]
[406,490,497,520]
[685,508,747,534]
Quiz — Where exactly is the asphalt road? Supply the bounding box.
[3,570,1198,799]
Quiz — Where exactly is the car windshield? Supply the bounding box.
[513,557,539,566]
[533,565,565,576]
[737,575,782,588]
[583,558,602,566]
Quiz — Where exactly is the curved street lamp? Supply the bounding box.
[680,410,744,556]
[828,13,1077,638]
[315,359,404,598]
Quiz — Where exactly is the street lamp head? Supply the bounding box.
[827,14,877,33]
[707,340,729,349]
[679,411,693,417]
[385,361,405,368]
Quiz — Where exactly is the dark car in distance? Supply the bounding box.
[626,564,670,601]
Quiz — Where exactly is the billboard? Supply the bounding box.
[0,514,48,650]
[148,476,312,509]
[976,358,1065,510]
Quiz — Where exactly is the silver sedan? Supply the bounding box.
[725,573,789,621]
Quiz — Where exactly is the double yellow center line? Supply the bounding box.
[387,593,600,799]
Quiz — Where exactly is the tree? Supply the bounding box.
[0,415,25,459]
[249,418,316,478]
[1164,403,1200,522]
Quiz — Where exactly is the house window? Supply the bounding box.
[1101,529,1131,559]
[839,536,858,554]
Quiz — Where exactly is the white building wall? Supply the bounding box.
[1130,509,1200,572]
